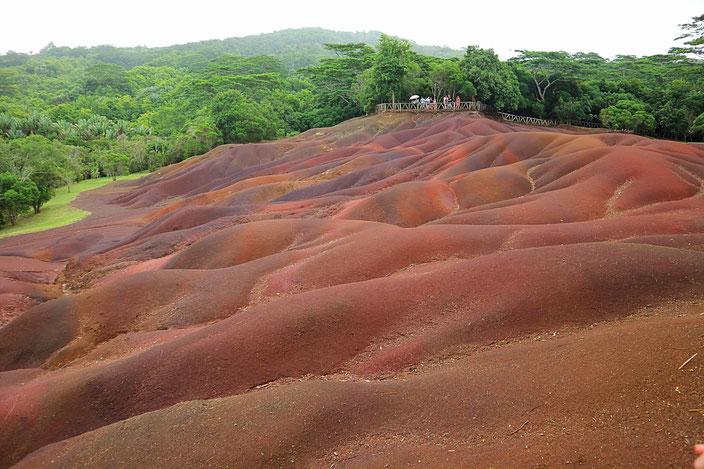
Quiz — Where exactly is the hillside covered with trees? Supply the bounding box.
[0,21,702,228]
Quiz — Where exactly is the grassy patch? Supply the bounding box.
[0,172,146,240]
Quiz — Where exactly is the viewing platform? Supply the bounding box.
[375,101,486,113]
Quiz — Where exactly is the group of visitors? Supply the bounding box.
[443,95,462,109]
[411,95,462,110]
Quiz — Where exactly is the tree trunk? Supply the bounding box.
[533,74,546,102]
[392,89,395,108]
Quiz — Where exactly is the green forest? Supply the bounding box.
[0,21,702,227]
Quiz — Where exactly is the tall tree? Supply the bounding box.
[670,13,704,56]
[510,51,577,103]
[429,61,464,100]
[370,35,414,105]
[460,46,520,111]
[299,43,374,112]
[0,172,39,226]
[58,147,86,191]
[100,152,130,181]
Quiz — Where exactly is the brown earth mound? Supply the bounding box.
[0,112,703,468]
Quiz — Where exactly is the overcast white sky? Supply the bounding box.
[2,0,702,59]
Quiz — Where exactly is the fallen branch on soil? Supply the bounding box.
[509,420,529,435]
[527,403,545,414]
[688,409,704,413]
[678,353,698,370]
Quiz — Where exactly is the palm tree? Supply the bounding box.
[0,113,13,137]
[76,119,92,139]
[37,114,53,136]
[23,111,42,135]
[134,123,152,136]
[7,128,24,139]
[54,120,73,139]
[115,120,129,136]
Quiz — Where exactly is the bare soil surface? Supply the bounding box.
[0,113,703,468]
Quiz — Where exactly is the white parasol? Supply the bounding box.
[409,95,419,100]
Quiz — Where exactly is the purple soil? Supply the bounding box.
[0,112,703,468]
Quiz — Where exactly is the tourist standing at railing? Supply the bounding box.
[443,95,449,109]
[455,95,461,110]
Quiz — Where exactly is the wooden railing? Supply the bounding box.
[376,101,487,113]
[498,112,604,129]
[374,101,604,129]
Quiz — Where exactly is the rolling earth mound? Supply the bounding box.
[0,112,703,468]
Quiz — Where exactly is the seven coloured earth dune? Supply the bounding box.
[0,112,703,468]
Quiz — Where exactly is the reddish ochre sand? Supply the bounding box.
[0,113,703,468]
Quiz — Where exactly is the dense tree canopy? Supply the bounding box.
[211,90,279,143]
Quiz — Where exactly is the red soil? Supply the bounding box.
[0,112,703,468]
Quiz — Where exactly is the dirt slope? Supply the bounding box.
[0,112,702,468]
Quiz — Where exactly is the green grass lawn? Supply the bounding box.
[0,172,147,240]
